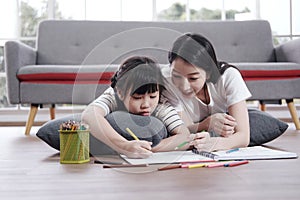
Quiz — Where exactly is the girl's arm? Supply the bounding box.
[151,124,191,152]
[81,104,153,158]
[150,103,193,152]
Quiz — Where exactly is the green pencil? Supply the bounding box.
[175,130,206,150]
[174,141,189,150]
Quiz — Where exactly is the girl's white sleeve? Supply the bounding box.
[91,87,116,116]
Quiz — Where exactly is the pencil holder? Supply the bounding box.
[59,130,90,164]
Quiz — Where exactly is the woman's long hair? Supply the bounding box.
[168,33,234,84]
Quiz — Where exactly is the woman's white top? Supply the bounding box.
[161,65,252,123]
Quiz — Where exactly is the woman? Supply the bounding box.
[163,33,251,151]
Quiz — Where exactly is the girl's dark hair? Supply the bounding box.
[111,56,165,96]
[168,33,235,83]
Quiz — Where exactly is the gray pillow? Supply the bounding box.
[36,114,81,151]
[36,109,287,153]
[105,111,168,146]
[36,111,168,155]
[36,113,116,155]
[208,108,288,145]
[248,109,288,146]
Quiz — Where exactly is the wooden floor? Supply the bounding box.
[1,125,300,200]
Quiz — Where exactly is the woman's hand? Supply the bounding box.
[121,140,153,159]
[189,131,220,152]
[204,113,237,137]
[189,131,210,151]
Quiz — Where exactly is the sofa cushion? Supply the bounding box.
[17,64,118,84]
[234,62,300,81]
[37,20,275,65]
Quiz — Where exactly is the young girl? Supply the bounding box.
[81,56,197,158]
[164,33,251,151]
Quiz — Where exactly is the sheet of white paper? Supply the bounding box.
[121,150,213,165]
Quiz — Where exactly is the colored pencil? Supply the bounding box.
[226,148,240,154]
[224,160,249,167]
[158,164,182,171]
[125,127,140,141]
[174,141,189,150]
[103,164,148,168]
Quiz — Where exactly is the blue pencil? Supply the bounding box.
[226,148,239,154]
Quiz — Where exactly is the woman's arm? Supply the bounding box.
[188,113,237,135]
[81,104,152,158]
[191,100,250,151]
[213,100,250,150]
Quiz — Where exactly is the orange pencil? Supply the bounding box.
[158,164,181,171]
[224,160,249,167]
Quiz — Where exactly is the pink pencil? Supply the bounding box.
[206,162,226,168]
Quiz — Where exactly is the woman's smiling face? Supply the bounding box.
[171,57,207,98]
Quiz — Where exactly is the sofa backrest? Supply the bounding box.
[37,20,275,65]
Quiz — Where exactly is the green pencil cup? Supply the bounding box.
[59,130,90,164]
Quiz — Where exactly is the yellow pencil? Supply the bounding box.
[188,163,207,169]
[125,127,140,141]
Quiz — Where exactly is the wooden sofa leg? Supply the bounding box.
[25,104,39,135]
[259,101,266,111]
[286,99,300,130]
[260,104,266,111]
[50,104,55,120]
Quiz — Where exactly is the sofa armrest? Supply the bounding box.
[4,41,37,104]
[275,38,300,63]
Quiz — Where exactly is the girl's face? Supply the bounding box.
[171,58,207,98]
[118,88,160,116]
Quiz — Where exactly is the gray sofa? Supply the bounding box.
[4,20,300,134]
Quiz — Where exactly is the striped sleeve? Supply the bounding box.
[154,102,184,133]
[91,87,117,116]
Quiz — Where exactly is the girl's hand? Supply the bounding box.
[205,113,237,137]
[121,140,153,159]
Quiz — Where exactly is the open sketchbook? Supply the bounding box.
[193,146,298,161]
[122,146,297,165]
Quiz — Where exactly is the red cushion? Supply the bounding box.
[240,70,300,81]
[17,72,114,84]
[17,69,300,83]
